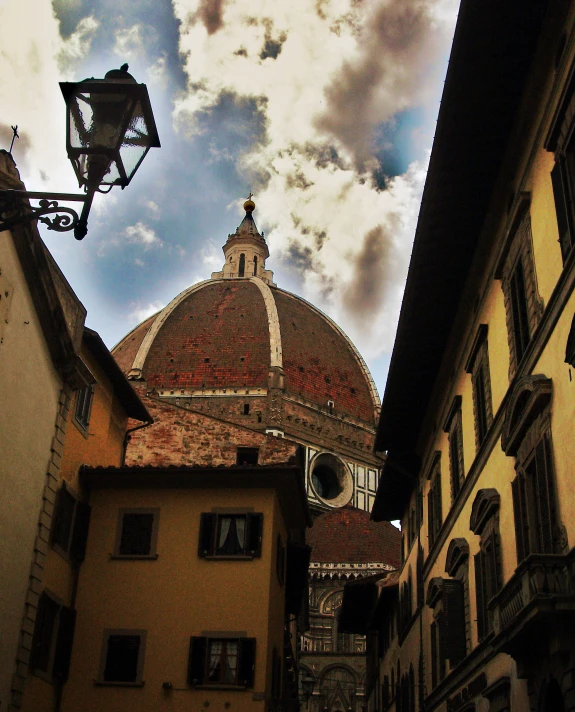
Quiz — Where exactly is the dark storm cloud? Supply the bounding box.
[316,0,440,172]
[260,32,287,60]
[198,0,227,35]
[342,222,396,320]
[285,171,313,191]
[286,241,314,272]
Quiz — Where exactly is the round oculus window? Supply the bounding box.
[310,453,353,507]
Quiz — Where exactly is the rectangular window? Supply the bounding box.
[466,326,493,450]
[74,385,94,430]
[512,434,558,562]
[474,534,501,642]
[428,474,442,549]
[236,447,259,465]
[113,509,160,559]
[509,258,531,364]
[30,591,76,683]
[443,397,465,502]
[188,636,256,688]
[198,512,263,558]
[551,150,575,262]
[51,484,91,562]
[98,630,146,685]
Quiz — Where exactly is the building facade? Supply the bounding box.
[369,1,575,711]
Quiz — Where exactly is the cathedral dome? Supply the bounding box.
[112,199,382,513]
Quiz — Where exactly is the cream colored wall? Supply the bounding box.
[20,344,132,712]
[62,486,284,712]
[0,229,62,710]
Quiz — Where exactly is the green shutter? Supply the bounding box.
[187,636,207,686]
[198,513,216,557]
[238,637,256,688]
[52,607,76,681]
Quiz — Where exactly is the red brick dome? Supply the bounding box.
[307,507,401,566]
[113,277,379,424]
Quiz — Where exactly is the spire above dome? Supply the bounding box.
[211,196,275,285]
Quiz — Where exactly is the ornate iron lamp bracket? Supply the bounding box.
[0,190,89,239]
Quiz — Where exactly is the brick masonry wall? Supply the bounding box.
[125,389,297,467]
[112,314,156,373]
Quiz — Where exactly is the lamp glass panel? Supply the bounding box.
[118,102,150,181]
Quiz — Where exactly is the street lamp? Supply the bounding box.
[0,64,159,240]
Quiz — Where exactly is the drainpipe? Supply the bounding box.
[122,419,154,465]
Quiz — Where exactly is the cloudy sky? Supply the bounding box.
[0,0,459,396]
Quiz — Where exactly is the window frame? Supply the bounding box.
[74,384,94,432]
[51,482,91,563]
[187,635,256,689]
[465,325,493,450]
[198,511,263,559]
[96,629,147,686]
[29,590,76,684]
[427,452,443,550]
[112,508,160,560]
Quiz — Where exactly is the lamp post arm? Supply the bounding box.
[0,189,91,240]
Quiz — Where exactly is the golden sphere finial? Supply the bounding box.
[244,192,255,213]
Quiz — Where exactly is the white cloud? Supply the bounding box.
[124,221,162,248]
[171,0,458,358]
[128,300,165,324]
[134,258,145,267]
[143,199,160,218]
[147,55,168,89]
[58,15,99,70]
[114,24,144,60]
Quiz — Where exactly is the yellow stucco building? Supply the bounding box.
[362,1,575,711]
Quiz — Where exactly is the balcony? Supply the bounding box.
[490,552,575,660]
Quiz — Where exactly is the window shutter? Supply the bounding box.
[474,553,486,641]
[52,485,75,552]
[511,476,529,563]
[510,260,530,363]
[70,501,91,562]
[439,580,466,665]
[119,513,154,556]
[238,637,256,688]
[551,161,572,261]
[187,636,207,686]
[52,607,76,681]
[247,514,263,557]
[534,437,555,553]
[428,488,435,546]
[30,592,58,672]
[198,513,216,557]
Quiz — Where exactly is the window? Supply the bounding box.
[470,489,502,641]
[445,538,471,655]
[496,200,543,378]
[243,403,250,415]
[51,483,91,562]
[427,452,442,549]
[501,376,564,564]
[236,447,259,465]
[427,577,466,683]
[253,255,258,276]
[443,396,464,501]
[398,571,412,639]
[239,253,246,277]
[113,509,160,559]
[74,385,94,430]
[198,512,263,558]
[187,636,256,688]
[98,630,146,685]
[29,591,76,683]
[465,325,493,449]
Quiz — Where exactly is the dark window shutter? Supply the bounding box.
[551,161,573,261]
[247,514,263,557]
[435,474,442,529]
[474,553,486,641]
[70,501,91,562]
[30,592,59,672]
[187,636,207,686]
[439,580,466,665]
[474,367,488,444]
[198,513,216,557]
[427,488,435,546]
[511,476,529,563]
[510,259,530,363]
[104,634,140,682]
[119,513,154,556]
[238,637,256,688]
[534,437,555,553]
[52,607,76,681]
[52,486,75,553]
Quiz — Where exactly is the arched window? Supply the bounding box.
[239,253,245,277]
[253,255,258,275]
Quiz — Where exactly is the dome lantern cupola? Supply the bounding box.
[211,195,275,285]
